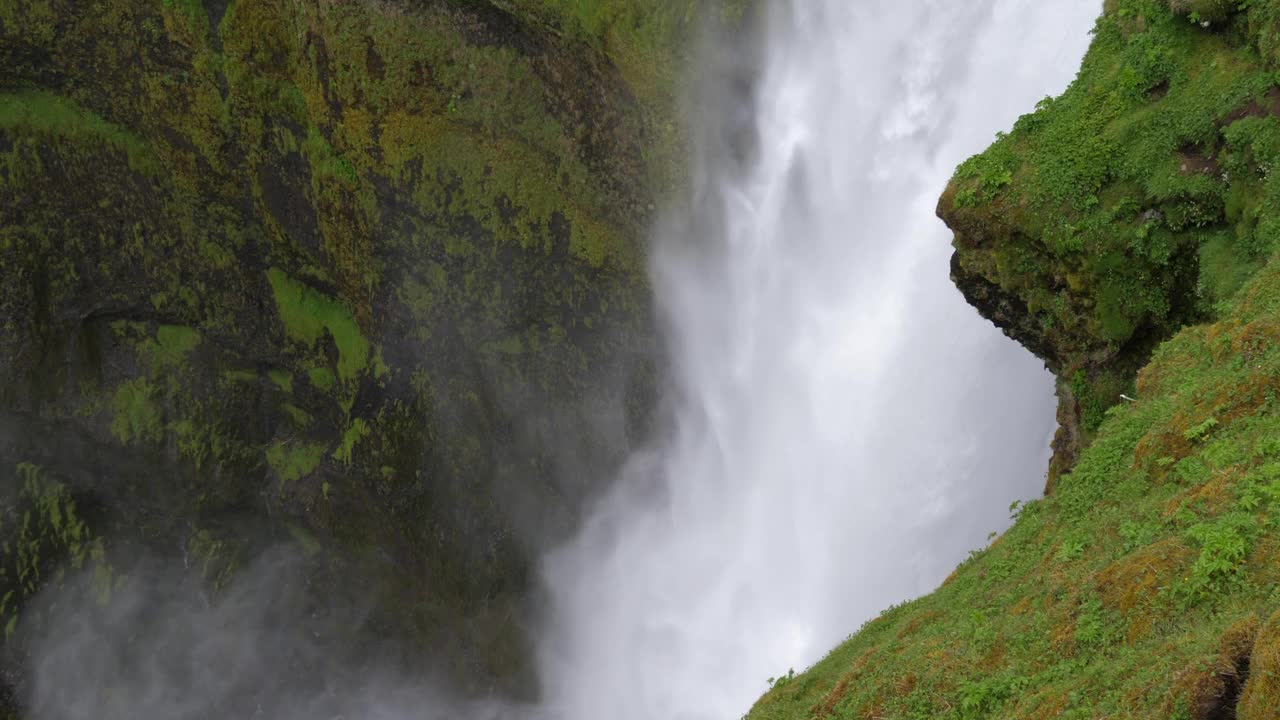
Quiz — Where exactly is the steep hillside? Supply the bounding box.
[749,1,1280,717]
[0,0,739,706]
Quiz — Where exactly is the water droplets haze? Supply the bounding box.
[535,2,1098,719]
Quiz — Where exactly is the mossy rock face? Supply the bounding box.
[939,0,1280,484]
[0,0,750,700]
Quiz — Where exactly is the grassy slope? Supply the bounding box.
[750,2,1280,718]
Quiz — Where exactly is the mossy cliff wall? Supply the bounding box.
[749,1,1280,718]
[0,0,740,704]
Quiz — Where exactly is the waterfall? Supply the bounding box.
[535,2,1098,718]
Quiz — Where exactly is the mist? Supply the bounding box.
[15,551,511,720]
[12,2,1098,719]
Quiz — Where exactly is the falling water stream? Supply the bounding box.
[536,2,1099,719]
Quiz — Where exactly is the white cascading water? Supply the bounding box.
[536,2,1099,719]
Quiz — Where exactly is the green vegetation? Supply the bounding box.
[269,369,295,394]
[0,91,160,176]
[502,0,753,191]
[266,441,326,484]
[267,268,371,382]
[332,418,370,466]
[109,379,163,445]
[0,465,107,641]
[142,325,203,369]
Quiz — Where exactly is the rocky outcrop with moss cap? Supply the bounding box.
[748,1,1280,717]
[941,0,1280,489]
[0,0,744,706]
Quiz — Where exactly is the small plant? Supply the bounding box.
[1119,520,1160,552]
[1175,512,1258,606]
[1070,371,1117,434]
[1256,438,1280,458]
[957,675,1027,719]
[767,668,795,690]
[1074,597,1111,649]
[1056,537,1088,562]
[1184,416,1220,442]
[980,167,1014,195]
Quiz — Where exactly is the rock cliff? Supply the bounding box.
[0,0,740,706]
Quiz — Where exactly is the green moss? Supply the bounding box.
[371,347,390,379]
[1070,368,1133,435]
[223,369,259,384]
[0,91,160,176]
[110,378,163,445]
[1239,609,1280,717]
[280,403,313,428]
[0,464,107,637]
[160,0,208,35]
[332,417,369,465]
[306,366,336,392]
[1166,0,1236,24]
[265,441,325,483]
[199,239,236,270]
[184,528,240,591]
[268,369,294,393]
[301,126,358,185]
[139,325,202,369]
[285,522,322,556]
[267,268,371,382]
[378,109,632,269]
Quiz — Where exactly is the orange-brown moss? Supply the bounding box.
[808,646,879,718]
[1238,609,1280,718]
[895,609,944,640]
[1096,538,1195,639]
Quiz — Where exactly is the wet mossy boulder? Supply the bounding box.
[0,0,745,702]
